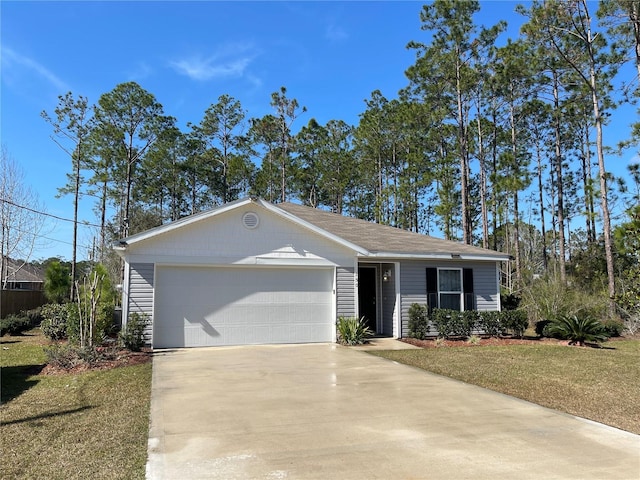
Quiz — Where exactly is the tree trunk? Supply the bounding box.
[591,58,616,302]
[71,146,80,301]
[535,139,548,272]
[455,49,471,244]
[552,71,567,283]
[477,116,489,249]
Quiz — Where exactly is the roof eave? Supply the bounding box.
[361,252,511,262]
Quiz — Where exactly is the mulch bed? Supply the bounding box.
[41,348,152,375]
[400,337,545,348]
[401,335,635,349]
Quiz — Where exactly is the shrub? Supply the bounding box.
[119,312,149,351]
[545,314,609,346]
[501,310,528,338]
[336,316,372,345]
[44,343,82,369]
[501,293,521,310]
[601,318,624,338]
[41,303,69,340]
[67,302,115,345]
[431,309,477,338]
[19,307,43,328]
[408,303,429,339]
[535,319,553,337]
[477,311,503,337]
[0,314,31,336]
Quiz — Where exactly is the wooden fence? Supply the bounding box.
[1,290,47,318]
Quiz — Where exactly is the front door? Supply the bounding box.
[358,267,377,332]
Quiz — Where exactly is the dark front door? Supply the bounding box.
[358,267,377,332]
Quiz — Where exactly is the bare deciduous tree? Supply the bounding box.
[0,145,49,290]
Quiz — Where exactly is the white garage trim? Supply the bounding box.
[153,265,335,348]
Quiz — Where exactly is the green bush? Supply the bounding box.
[535,319,552,337]
[431,309,477,338]
[601,318,624,338]
[501,293,521,310]
[408,303,429,339]
[22,307,43,327]
[336,316,373,345]
[501,310,528,337]
[0,314,32,336]
[119,312,149,351]
[67,300,115,345]
[545,314,609,346]
[40,303,69,340]
[477,311,503,337]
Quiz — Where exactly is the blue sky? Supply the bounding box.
[1,1,637,262]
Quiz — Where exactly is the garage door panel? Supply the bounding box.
[154,266,333,348]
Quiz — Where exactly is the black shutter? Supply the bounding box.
[463,268,475,310]
[426,268,438,311]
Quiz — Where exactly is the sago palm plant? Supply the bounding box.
[545,314,609,346]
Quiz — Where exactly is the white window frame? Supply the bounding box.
[437,268,463,311]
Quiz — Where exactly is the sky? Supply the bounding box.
[1,1,638,262]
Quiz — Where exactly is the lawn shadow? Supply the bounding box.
[1,405,94,426]
[0,364,45,404]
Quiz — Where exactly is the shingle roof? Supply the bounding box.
[3,258,45,283]
[117,197,510,261]
[277,202,510,260]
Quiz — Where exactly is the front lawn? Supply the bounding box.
[371,339,640,434]
[0,330,152,479]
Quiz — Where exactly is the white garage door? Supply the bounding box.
[153,266,334,348]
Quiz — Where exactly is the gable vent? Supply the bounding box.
[242,212,260,229]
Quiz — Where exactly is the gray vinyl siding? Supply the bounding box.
[336,266,356,318]
[473,263,499,311]
[399,260,499,337]
[381,263,396,336]
[128,263,154,342]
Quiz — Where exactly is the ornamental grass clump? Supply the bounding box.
[336,316,373,345]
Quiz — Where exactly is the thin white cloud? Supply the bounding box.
[325,23,348,42]
[170,43,256,81]
[128,61,154,82]
[1,46,69,92]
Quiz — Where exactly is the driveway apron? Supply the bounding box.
[147,343,640,480]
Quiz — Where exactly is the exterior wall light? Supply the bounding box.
[383,269,392,282]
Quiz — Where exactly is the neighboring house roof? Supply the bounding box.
[116,197,510,261]
[2,258,45,283]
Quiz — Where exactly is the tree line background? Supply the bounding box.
[3,0,639,326]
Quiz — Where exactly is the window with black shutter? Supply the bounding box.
[463,268,475,310]
[426,268,438,312]
[425,267,475,311]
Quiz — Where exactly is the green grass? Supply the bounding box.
[0,330,152,480]
[371,340,640,434]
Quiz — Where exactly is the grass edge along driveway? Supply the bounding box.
[0,331,152,480]
[371,339,640,435]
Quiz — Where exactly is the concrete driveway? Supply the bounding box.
[147,342,640,480]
